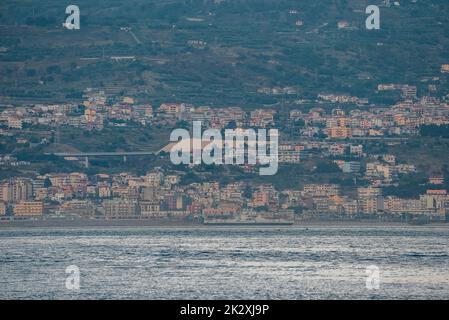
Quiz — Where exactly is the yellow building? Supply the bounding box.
[13,201,44,216]
[123,97,135,104]
[368,129,384,136]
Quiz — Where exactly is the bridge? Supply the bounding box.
[47,151,157,168]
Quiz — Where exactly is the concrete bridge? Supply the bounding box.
[47,151,157,168]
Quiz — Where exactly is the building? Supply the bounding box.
[365,163,395,182]
[84,108,104,130]
[382,154,396,165]
[338,20,349,29]
[249,109,276,128]
[144,172,163,187]
[358,197,381,214]
[358,187,382,199]
[420,190,448,213]
[341,161,361,174]
[103,199,138,217]
[164,175,180,187]
[7,117,22,129]
[0,201,6,215]
[47,173,88,189]
[0,178,33,203]
[122,97,135,104]
[203,207,238,218]
[158,103,184,115]
[13,201,44,216]
[327,126,352,139]
[428,176,444,185]
[342,200,358,216]
[278,145,303,164]
[384,196,424,215]
[401,85,417,99]
[98,185,111,198]
[133,105,153,118]
[350,145,363,157]
[441,64,449,74]
[358,187,382,214]
[326,117,349,128]
[304,184,339,197]
[59,200,96,216]
[139,201,161,217]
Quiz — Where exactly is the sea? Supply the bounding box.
[0,225,448,299]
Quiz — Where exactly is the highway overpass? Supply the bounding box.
[47,151,158,168]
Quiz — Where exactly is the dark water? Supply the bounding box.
[0,225,448,299]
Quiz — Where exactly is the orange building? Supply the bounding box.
[13,201,44,217]
[327,126,352,139]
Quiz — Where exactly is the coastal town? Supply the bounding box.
[1,65,449,224]
[2,0,449,304]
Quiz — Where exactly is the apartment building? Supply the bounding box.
[103,199,138,217]
[278,145,303,164]
[249,109,276,128]
[303,184,340,197]
[420,190,448,212]
[139,201,161,217]
[384,196,424,215]
[7,117,22,129]
[327,126,352,139]
[13,201,44,216]
[0,178,33,203]
[158,103,185,115]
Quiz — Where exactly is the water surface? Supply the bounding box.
[0,225,448,299]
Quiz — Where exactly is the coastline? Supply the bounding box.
[0,217,447,229]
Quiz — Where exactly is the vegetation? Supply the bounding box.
[0,0,448,106]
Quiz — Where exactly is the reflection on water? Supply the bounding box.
[0,226,448,299]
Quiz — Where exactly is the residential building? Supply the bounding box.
[103,199,138,217]
[13,201,44,216]
[304,184,339,197]
[0,201,6,215]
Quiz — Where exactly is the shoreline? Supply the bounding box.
[0,218,447,229]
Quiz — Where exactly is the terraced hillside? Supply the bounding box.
[0,0,448,106]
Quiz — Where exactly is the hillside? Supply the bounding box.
[0,0,448,107]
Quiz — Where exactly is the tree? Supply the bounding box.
[44,178,52,188]
[315,161,341,173]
